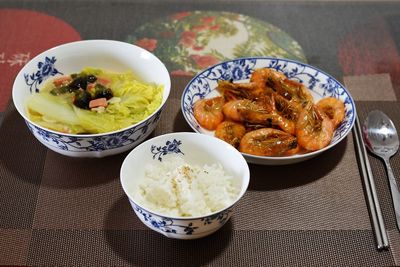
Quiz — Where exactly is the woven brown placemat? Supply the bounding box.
[0,104,47,229]
[0,98,398,266]
[25,229,393,266]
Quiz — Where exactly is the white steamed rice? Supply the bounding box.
[133,155,239,217]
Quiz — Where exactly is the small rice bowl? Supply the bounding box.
[132,155,239,217]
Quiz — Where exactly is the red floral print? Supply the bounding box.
[171,69,193,76]
[179,31,196,47]
[135,38,158,52]
[171,12,191,20]
[191,54,219,69]
[209,24,220,31]
[201,16,216,25]
[191,25,208,32]
[192,45,205,51]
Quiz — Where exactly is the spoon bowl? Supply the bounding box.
[364,110,399,158]
[363,110,400,230]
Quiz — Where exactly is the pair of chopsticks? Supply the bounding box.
[353,116,389,250]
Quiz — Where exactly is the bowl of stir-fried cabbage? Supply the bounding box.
[12,40,171,157]
[181,57,355,165]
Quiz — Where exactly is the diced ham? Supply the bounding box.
[97,77,111,86]
[89,97,108,108]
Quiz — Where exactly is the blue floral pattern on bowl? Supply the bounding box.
[26,110,162,154]
[130,200,232,237]
[181,57,356,164]
[151,139,184,161]
[24,56,62,93]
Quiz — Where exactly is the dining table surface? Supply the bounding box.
[1,0,400,266]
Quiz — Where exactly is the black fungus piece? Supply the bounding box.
[87,75,97,83]
[50,86,70,96]
[73,90,92,109]
[94,84,113,100]
[68,76,89,90]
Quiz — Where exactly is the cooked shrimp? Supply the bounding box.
[222,100,246,122]
[316,97,345,129]
[222,99,296,135]
[239,128,298,156]
[296,104,334,151]
[215,121,246,148]
[283,144,301,156]
[193,96,225,130]
[273,93,301,121]
[222,99,252,121]
[249,68,313,107]
[222,99,268,123]
[193,67,343,157]
[283,79,313,105]
[217,80,269,100]
[270,113,296,136]
[242,96,297,135]
[267,77,313,108]
[250,68,286,88]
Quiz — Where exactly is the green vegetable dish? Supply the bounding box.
[26,67,164,134]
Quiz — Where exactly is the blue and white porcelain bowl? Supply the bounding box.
[120,132,250,239]
[12,40,171,157]
[181,57,356,165]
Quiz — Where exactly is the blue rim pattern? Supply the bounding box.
[26,110,162,152]
[132,201,231,236]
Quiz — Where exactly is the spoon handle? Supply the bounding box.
[384,157,400,231]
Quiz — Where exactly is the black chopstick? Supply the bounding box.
[353,116,389,250]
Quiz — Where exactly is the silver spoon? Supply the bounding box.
[363,110,400,230]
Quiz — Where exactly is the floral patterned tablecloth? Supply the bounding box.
[127,11,306,75]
